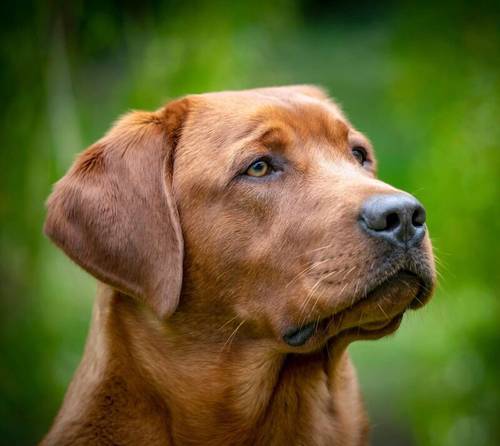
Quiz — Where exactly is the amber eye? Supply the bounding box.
[352,147,368,165]
[246,159,271,177]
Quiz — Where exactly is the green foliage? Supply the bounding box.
[0,1,498,444]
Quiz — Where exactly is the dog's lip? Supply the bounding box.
[283,269,430,347]
[332,269,430,319]
[342,312,405,337]
[282,322,316,347]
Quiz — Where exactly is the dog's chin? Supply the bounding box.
[282,269,432,352]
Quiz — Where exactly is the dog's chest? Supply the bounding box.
[169,356,364,446]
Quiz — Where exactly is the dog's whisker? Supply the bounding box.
[217,315,239,332]
[297,273,329,319]
[413,296,424,306]
[220,320,246,353]
[356,310,365,336]
[307,288,328,325]
[314,315,321,330]
[298,289,319,326]
[294,242,334,259]
[298,267,342,325]
[337,278,351,298]
[376,302,389,320]
[285,258,331,288]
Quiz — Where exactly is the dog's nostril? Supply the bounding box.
[385,212,400,231]
[412,207,426,227]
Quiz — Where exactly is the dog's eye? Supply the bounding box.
[245,159,271,177]
[352,147,368,166]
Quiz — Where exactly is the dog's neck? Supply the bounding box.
[49,285,367,445]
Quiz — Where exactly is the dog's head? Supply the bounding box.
[45,86,435,352]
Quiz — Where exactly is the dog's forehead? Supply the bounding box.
[182,88,351,149]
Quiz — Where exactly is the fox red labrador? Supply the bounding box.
[42,86,435,445]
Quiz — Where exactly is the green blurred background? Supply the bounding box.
[1,1,498,444]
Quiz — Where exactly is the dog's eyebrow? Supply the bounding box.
[226,125,292,178]
[235,121,293,151]
[234,115,292,145]
[348,132,373,150]
[257,126,292,151]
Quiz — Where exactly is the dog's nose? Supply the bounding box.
[359,194,426,248]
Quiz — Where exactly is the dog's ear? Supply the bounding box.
[44,99,189,319]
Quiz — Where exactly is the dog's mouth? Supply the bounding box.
[283,269,431,348]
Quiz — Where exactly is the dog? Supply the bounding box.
[42,85,435,445]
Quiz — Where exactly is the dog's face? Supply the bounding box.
[45,86,435,353]
[174,87,435,351]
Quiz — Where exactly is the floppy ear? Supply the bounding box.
[44,99,189,319]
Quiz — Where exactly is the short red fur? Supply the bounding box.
[42,86,435,445]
